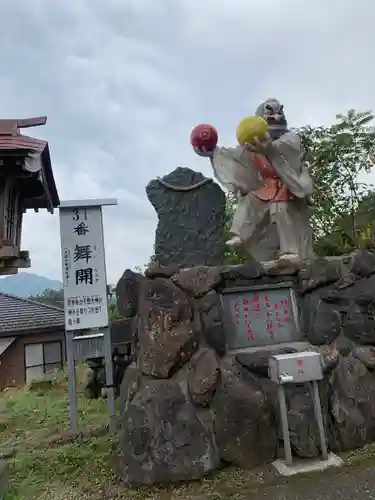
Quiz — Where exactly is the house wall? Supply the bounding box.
[0,328,66,390]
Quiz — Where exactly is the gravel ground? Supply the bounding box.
[249,465,375,500]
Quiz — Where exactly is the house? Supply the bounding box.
[0,292,66,390]
[0,116,60,275]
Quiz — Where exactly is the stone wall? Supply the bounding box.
[114,250,375,485]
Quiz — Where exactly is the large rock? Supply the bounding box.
[347,249,375,278]
[116,269,145,318]
[213,357,277,467]
[197,291,226,357]
[299,258,342,293]
[146,167,226,268]
[353,346,375,370]
[137,277,199,378]
[111,317,137,347]
[260,377,337,458]
[283,383,334,457]
[235,346,298,377]
[310,344,340,373]
[329,355,375,450]
[324,275,375,345]
[187,348,220,407]
[119,363,143,417]
[116,379,219,484]
[220,261,265,287]
[172,266,222,298]
[145,263,181,279]
[301,293,341,345]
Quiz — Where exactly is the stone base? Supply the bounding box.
[272,453,343,476]
[111,249,375,485]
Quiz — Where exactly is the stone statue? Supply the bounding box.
[193,98,314,265]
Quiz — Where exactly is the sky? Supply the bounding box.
[1,0,375,285]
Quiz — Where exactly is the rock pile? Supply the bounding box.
[113,250,375,485]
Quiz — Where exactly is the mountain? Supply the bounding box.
[0,273,63,298]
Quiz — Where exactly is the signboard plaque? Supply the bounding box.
[59,205,109,330]
[220,282,302,350]
[59,199,117,434]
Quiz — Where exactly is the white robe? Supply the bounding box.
[210,131,314,261]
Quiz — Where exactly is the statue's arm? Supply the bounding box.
[267,132,313,198]
[210,145,262,195]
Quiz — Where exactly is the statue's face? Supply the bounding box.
[258,99,287,129]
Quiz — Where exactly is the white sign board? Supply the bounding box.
[59,205,109,331]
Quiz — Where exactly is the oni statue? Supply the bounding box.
[193,98,314,265]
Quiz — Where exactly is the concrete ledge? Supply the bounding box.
[228,341,312,356]
[272,452,343,476]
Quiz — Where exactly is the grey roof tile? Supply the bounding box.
[0,293,65,335]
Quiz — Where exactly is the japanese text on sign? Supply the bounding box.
[296,358,304,375]
[222,284,301,350]
[59,205,109,331]
[230,294,291,342]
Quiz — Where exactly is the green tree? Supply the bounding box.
[108,302,120,320]
[299,109,375,255]
[29,288,64,307]
[222,193,247,265]
[31,287,121,321]
[315,192,375,255]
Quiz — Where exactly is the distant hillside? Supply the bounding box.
[0,273,63,298]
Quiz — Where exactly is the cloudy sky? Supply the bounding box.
[1,0,374,285]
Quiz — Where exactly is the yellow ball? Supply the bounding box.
[236,116,269,145]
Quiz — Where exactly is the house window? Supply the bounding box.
[24,341,63,383]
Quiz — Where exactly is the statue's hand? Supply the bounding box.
[193,146,214,158]
[235,187,248,198]
[245,133,274,154]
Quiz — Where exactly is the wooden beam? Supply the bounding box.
[0,245,18,259]
[12,257,31,268]
[0,266,18,275]
[0,255,31,274]
[16,117,47,128]
[0,117,47,135]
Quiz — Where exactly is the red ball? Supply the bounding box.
[190,124,218,151]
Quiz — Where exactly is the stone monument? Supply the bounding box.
[146,166,226,268]
[109,102,375,486]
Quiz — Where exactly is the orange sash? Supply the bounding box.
[251,154,295,202]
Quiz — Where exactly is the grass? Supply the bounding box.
[1,366,265,500]
[3,367,375,499]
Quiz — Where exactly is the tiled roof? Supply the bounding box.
[0,134,47,152]
[0,293,65,335]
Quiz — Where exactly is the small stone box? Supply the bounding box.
[268,351,323,384]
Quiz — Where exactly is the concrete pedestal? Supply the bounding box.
[272,452,343,476]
